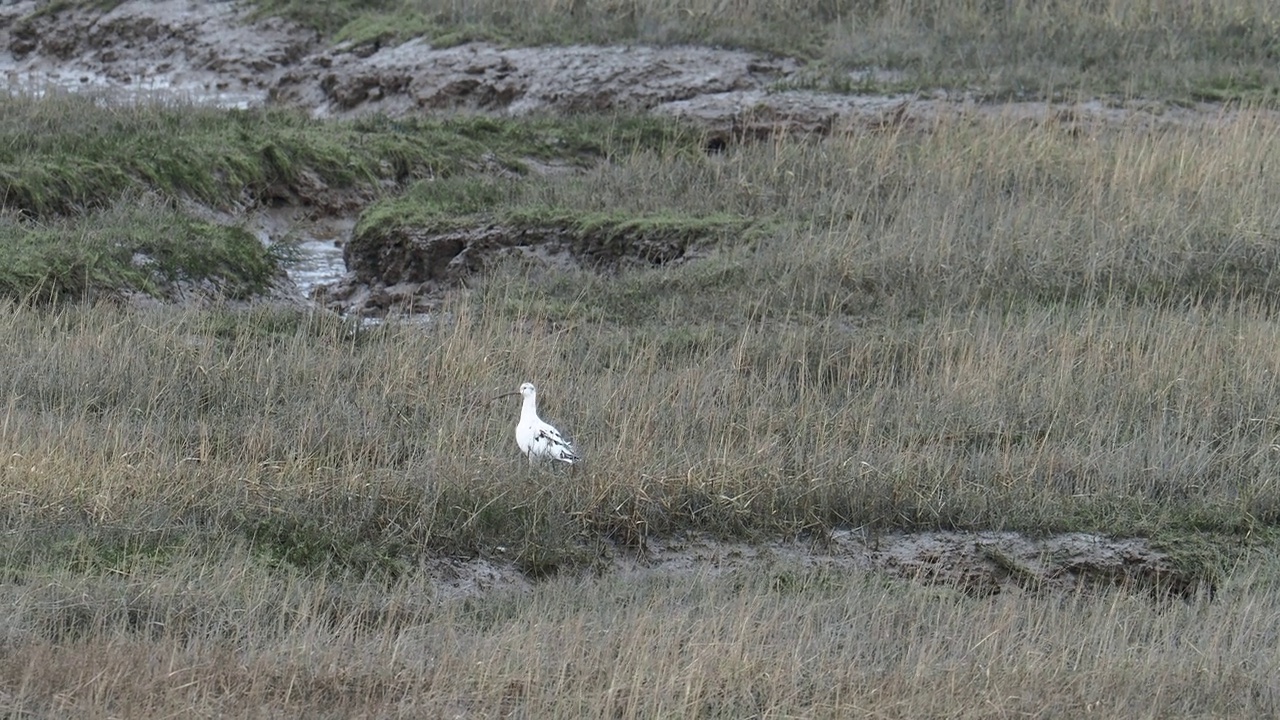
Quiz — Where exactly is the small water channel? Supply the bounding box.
[289,239,348,300]
[245,209,357,305]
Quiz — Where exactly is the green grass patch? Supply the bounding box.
[0,95,698,217]
[0,200,279,302]
[352,178,753,255]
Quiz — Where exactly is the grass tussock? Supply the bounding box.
[244,0,1280,100]
[0,199,280,302]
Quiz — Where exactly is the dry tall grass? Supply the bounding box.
[3,107,1280,714]
[0,553,1275,717]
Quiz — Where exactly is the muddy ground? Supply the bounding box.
[0,1,1235,130]
[437,529,1203,601]
[0,1,1226,598]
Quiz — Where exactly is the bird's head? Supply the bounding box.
[490,382,538,403]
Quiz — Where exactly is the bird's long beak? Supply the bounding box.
[489,391,520,403]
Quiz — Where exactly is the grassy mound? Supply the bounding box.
[0,94,695,300]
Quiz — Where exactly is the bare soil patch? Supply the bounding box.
[442,530,1202,601]
[2,1,1243,132]
[323,213,724,317]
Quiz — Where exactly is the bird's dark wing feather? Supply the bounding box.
[536,428,581,462]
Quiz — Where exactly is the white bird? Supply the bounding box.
[492,382,581,464]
